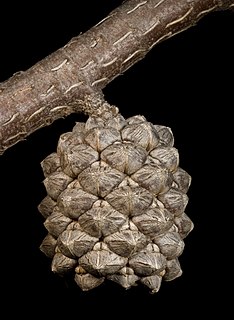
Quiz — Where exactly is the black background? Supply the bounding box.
[0,1,233,318]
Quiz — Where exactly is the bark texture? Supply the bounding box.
[0,0,233,155]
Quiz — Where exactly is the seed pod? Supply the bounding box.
[150,147,179,172]
[173,167,192,193]
[44,207,72,238]
[154,125,174,147]
[51,252,77,274]
[174,213,194,239]
[43,171,73,200]
[79,243,128,276]
[131,164,173,195]
[74,272,104,291]
[107,267,139,289]
[154,232,185,260]
[61,144,99,178]
[164,258,182,281]
[132,207,173,237]
[38,196,56,218]
[57,188,98,219]
[79,200,127,238]
[126,115,147,124]
[121,122,159,151]
[85,104,125,130]
[101,142,147,175]
[104,230,147,257]
[158,188,189,216]
[41,152,61,177]
[57,229,99,258]
[40,234,57,258]
[85,116,105,130]
[72,122,86,133]
[105,179,153,216]
[107,114,126,130]
[106,114,127,130]
[57,131,84,155]
[39,106,193,293]
[85,127,121,152]
[140,274,162,293]
[129,245,167,276]
[78,161,125,198]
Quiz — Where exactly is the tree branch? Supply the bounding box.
[0,0,233,155]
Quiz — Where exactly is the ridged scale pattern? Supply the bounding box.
[38,104,193,293]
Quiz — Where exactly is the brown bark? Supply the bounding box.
[0,0,233,155]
